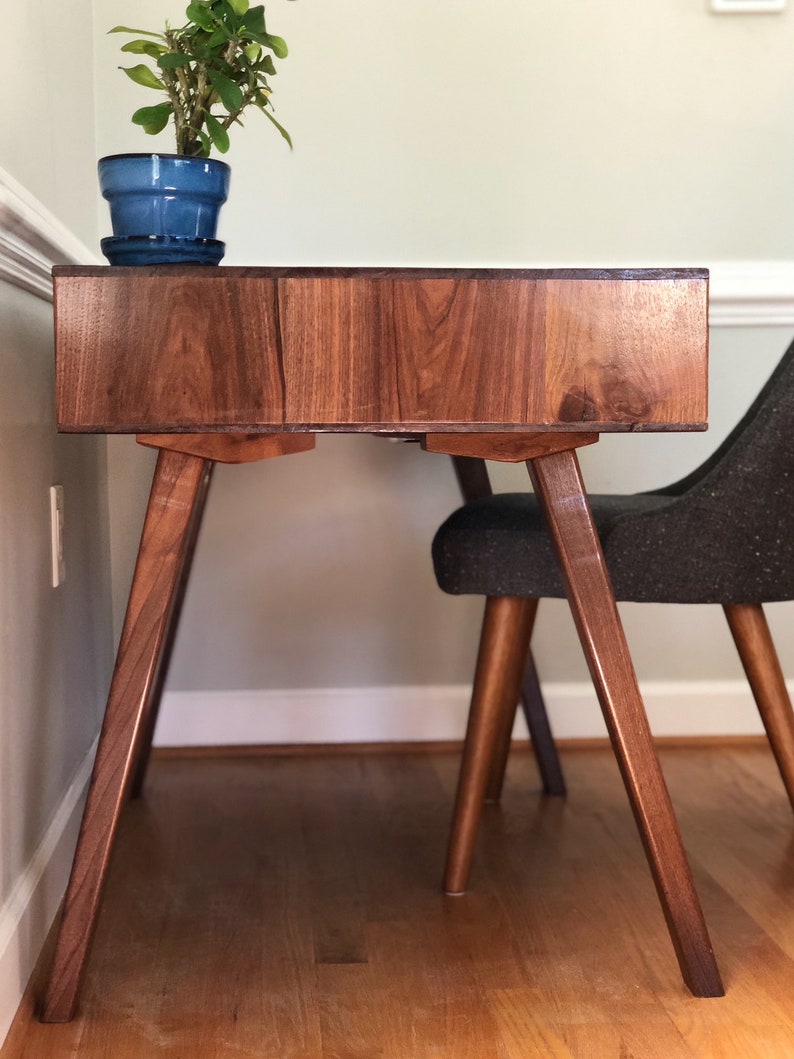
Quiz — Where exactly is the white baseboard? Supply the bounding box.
[0,738,97,1046]
[154,680,772,747]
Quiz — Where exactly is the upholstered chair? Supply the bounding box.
[433,338,794,892]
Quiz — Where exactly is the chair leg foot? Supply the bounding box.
[444,596,535,895]
[724,602,794,812]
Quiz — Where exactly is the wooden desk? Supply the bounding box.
[43,266,722,1021]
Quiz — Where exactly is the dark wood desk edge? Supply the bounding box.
[56,421,709,435]
[52,265,710,282]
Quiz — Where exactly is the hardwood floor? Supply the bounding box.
[5,743,794,1058]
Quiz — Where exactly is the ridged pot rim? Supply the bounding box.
[98,152,231,173]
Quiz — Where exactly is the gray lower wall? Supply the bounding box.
[0,280,113,907]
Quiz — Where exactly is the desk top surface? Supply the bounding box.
[53,266,708,435]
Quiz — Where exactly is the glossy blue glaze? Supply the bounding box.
[100,235,225,266]
[98,154,231,256]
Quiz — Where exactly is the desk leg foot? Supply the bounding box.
[528,447,724,998]
[40,449,212,1022]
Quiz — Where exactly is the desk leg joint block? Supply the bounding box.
[136,432,316,464]
[422,431,599,463]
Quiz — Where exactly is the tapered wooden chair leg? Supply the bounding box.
[485,637,567,800]
[451,454,566,798]
[41,449,212,1023]
[130,462,214,798]
[724,602,794,812]
[528,448,724,999]
[485,599,538,802]
[444,595,535,895]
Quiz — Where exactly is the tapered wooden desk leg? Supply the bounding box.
[450,454,565,797]
[41,449,212,1022]
[528,448,724,999]
[486,599,538,802]
[444,595,534,895]
[724,603,794,812]
[130,462,214,798]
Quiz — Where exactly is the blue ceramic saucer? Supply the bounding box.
[100,235,225,266]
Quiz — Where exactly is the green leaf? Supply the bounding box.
[121,39,166,58]
[108,25,165,38]
[198,130,213,156]
[259,106,292,148]
[131,104,172,134]
[256,53,276,76]
[157,52,192,69]
[244,19,288,59]
[186,3,216,31]
[229,0,249,14]
[121,64,165,90]
[209,70,244,112]
[262,34,288,59]
[242,5,266,37]
[206,26,231,48]
[204,112,230,153]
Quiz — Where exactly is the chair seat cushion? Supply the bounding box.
[431,490,794,604]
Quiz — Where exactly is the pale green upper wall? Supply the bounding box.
[93,0,794,263]
[1,0,99,247]
[93,2,794,690]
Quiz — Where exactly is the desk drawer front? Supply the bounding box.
[54,268,707,433]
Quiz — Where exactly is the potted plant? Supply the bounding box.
[100,0,293,265]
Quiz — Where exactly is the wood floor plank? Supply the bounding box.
[488,988,575,1059]
[7,746,794,1057]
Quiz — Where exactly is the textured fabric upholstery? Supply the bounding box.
[432,338,794,605]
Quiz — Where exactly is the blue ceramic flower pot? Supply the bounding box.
[98,153,231,265]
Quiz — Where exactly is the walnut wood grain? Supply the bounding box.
[724,603,794,811]
[129,462,214,799]
[54,267,708,434]
[136,432,316,463]
[42,449,211,1022]
[55,273,285,432]
[424,431,599,462]
[527,448,723,998]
